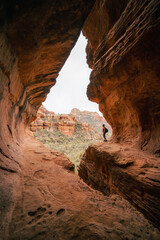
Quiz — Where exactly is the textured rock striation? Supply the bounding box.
[0,0,160,238]
[79,142,160,230]
[30,105,77,136]
[71,108,111,134]
[7,136,160,240]
[30,105,99,137]
[0,0,96,163]
[0,1,95,238]
[83,0,160,153]
[78,0,160,230]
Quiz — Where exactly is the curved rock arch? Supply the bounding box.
[0,0,160,238]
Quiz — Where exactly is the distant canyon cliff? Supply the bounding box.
[71,108,111,134]
[30,105,109,138]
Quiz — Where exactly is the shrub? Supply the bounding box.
[34,128,101,172]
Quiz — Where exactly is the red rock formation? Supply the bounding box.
[7,135,160,239]
[71,108,111,133]
[83,0,160,153]
[57,114,77,136]
[30,106,94,136]
[79,142,160,230]
[78,0,160,230]
[0,1,95,237]
[0,0,160,238]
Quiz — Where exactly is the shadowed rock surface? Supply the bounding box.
[79,142,160,230]
[7,136,160,240]
[0,0,160,238]
[0,1,95,238]
[83,0,160,153]
[79,0,160,230]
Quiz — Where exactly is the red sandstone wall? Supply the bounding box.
[78,0,160,230]
[0,1,95,237]
[0,0,95,152]
[0,0,160,237]
[83,0,160,153]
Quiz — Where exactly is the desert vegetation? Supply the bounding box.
[34,123,102,172]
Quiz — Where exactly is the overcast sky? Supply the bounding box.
[43,32,102,116]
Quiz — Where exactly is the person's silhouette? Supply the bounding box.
[102,124,108,141]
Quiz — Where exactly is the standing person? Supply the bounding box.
[102,124,108,141]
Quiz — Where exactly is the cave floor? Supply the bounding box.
[8,135,160,240]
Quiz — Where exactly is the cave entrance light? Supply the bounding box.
[43,32,101,116]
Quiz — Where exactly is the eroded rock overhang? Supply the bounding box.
[79,0,160,230]
[0,0,160,236]
[0,0,95,150]
[83,0,160,153]
[0,1,95,237]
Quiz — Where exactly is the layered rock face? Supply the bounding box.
[6,136,160,240]
[0,0,160,238]
[83,0,160,153]
[0,1,95,238]
[30,105,77,136]
[0,0,95,159]
[30,105,95,136]
[78,0,160,231]
[79,142,160,229]
[71,108,111,134]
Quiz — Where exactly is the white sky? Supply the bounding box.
[43,32,102,116]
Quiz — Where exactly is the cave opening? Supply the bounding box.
[43,32,100,115]
[0,0,160,238]
[31,32,112,172]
